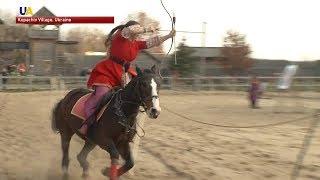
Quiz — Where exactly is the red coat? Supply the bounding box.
[87,30,147,88]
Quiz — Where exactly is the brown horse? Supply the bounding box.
[51,67,161,180]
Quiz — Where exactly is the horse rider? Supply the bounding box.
[79,20,176,135]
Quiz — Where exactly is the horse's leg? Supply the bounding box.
[117,142,134,177]
[101,139,120,180]
[101,141,134,177]
[60,130,73,175]
[77,140,96,178]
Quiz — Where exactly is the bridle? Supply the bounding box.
[115,75,159,113]
[112,76,158,138]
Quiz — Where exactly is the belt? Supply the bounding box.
[110,56,130,72]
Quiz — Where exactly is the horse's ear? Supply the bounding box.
[150,64,163,79]
[151,65,157,74]
[136,66,143,76]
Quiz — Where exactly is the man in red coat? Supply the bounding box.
[79,20,175,135]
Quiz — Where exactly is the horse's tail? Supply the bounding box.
[51,88,90,133]
[51,100,63,133]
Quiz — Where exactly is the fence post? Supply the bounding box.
[28,76,33,91]
[0,76,3,91]
[170,77,176,90]
[50,77,58,90]
[210,78,215,91]
[193,75,200,91]
[59,76,66,90]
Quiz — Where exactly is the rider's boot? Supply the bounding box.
[78,115,96,135]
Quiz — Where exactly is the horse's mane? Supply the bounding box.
[94,71,157,114]
[94,80,137,114]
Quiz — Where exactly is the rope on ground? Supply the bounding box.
[162,105,315,129]
[290,112,320,180]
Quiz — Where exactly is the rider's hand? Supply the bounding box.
[169,29,176,38]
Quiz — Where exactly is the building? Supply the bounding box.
[28,7,79,75]
[0,21,29,70]
[0,7,79,75]
[183,47,320,76]
[71,46,320,77]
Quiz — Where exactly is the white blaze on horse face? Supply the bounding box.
[150,78,161,112]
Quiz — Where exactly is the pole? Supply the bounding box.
[173,12,177,65]
[201,22,207,47]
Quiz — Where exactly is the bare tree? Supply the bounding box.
[0,10,28,65]
[64,12,164,54]
[65,27,106,53]
[0,10,15,25]
[220,30,253,75]
[0,10,28,41]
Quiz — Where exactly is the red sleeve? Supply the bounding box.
[136,41,147,50]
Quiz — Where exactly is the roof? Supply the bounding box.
[31,7,59,27]
[33,7,56,17]
[57,40,79,45]
[0,42,29,50]
[186,47,223,58]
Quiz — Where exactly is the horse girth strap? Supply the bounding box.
[110,56,130,72]
[113,92,135,133]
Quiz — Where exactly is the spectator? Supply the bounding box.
[248,76,261,109]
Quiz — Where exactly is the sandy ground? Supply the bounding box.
[0,90,319,180]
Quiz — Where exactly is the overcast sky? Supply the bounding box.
[2,0,320,61]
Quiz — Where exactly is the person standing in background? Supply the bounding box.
[248,76,261,109]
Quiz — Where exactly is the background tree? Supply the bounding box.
[127,12,164,54]
[0,11,28,41]
[64,27,106,53]
[168,38,198,77]
[0,10,15,25]
[0,11,28,67]
[315,60,320,76]
[220,30,253,76]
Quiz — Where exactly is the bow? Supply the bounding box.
[160,0,175,57]
[157,0,176,79]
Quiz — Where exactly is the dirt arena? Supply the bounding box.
[0,90,319,180]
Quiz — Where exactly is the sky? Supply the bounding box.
[1,0,320,61]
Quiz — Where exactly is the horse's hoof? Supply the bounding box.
[101,167,109,177]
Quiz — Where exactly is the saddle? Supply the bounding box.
[71,88,119,122]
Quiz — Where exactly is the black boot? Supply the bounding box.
[78,115,96,135]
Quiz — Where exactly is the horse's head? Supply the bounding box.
[130,65,161,119]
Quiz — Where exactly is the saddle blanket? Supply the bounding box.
[71,93,109,122]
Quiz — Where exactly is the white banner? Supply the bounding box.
[277,65,298,90]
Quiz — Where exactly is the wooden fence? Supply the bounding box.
[0,76,319,91]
